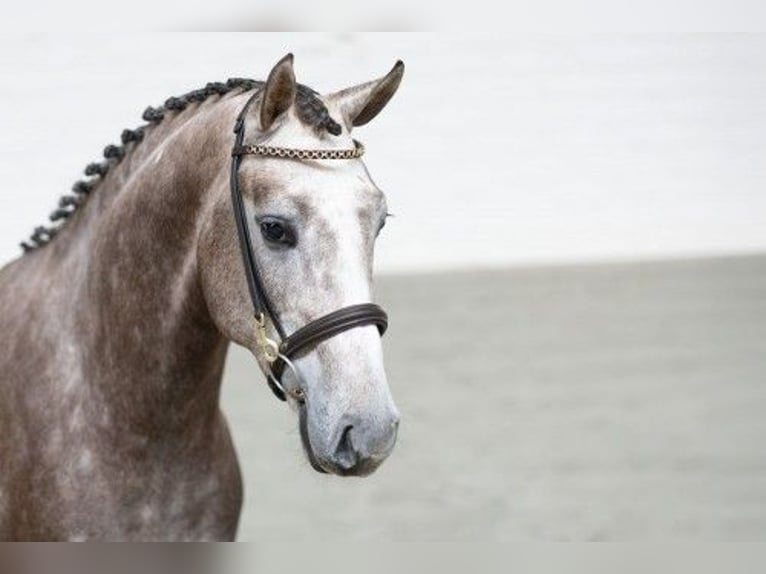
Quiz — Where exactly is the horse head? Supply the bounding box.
[198,55,404,476]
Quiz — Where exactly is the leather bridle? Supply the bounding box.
[229,91,389,402]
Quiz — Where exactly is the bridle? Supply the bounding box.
[229,91,389,402]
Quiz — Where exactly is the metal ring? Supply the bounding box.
[267,353,307,402]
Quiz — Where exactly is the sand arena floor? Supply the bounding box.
[222,255,766,540]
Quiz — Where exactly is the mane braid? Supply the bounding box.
[20,79,342,253]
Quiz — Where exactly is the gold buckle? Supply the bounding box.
[255,313,280,364]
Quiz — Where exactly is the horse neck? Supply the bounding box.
[57,96,244,429]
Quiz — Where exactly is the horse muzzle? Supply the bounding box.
[300,405,400,477]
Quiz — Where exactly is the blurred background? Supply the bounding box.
[1,33,765,540]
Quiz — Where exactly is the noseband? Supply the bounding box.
[229,92,389,402]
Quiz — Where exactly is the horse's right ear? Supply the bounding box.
[259,53,297,131]
[327,60,404,129]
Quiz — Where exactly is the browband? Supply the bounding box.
[233,140,365,161]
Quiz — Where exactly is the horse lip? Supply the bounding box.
[298,402,328,474]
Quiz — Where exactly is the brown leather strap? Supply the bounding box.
[271,303,388,379]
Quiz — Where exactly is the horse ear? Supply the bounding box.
[260,53,297,131]
[327,60,404,129]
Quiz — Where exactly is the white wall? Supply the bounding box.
[1,34,764,273]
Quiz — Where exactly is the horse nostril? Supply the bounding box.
[333,424,357,470]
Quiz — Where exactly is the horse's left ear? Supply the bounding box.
[327,60,404,129]
[260,53,297,131]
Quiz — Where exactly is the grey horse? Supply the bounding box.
[0,54,403,541]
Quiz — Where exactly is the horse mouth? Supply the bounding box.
[297,402,390,477]
[298,402,328,474]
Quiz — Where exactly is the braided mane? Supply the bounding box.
[21,78,342,253]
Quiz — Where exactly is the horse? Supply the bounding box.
[0,54,403,541]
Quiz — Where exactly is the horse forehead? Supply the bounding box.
[266,159,382,215]
[298,164,377,200]
[250,117,383,212]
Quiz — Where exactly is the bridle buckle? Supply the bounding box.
[255,313,280,364]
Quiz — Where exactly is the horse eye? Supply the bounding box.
[260,220,293,245]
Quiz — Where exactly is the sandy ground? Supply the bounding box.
[221,254,766,541]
